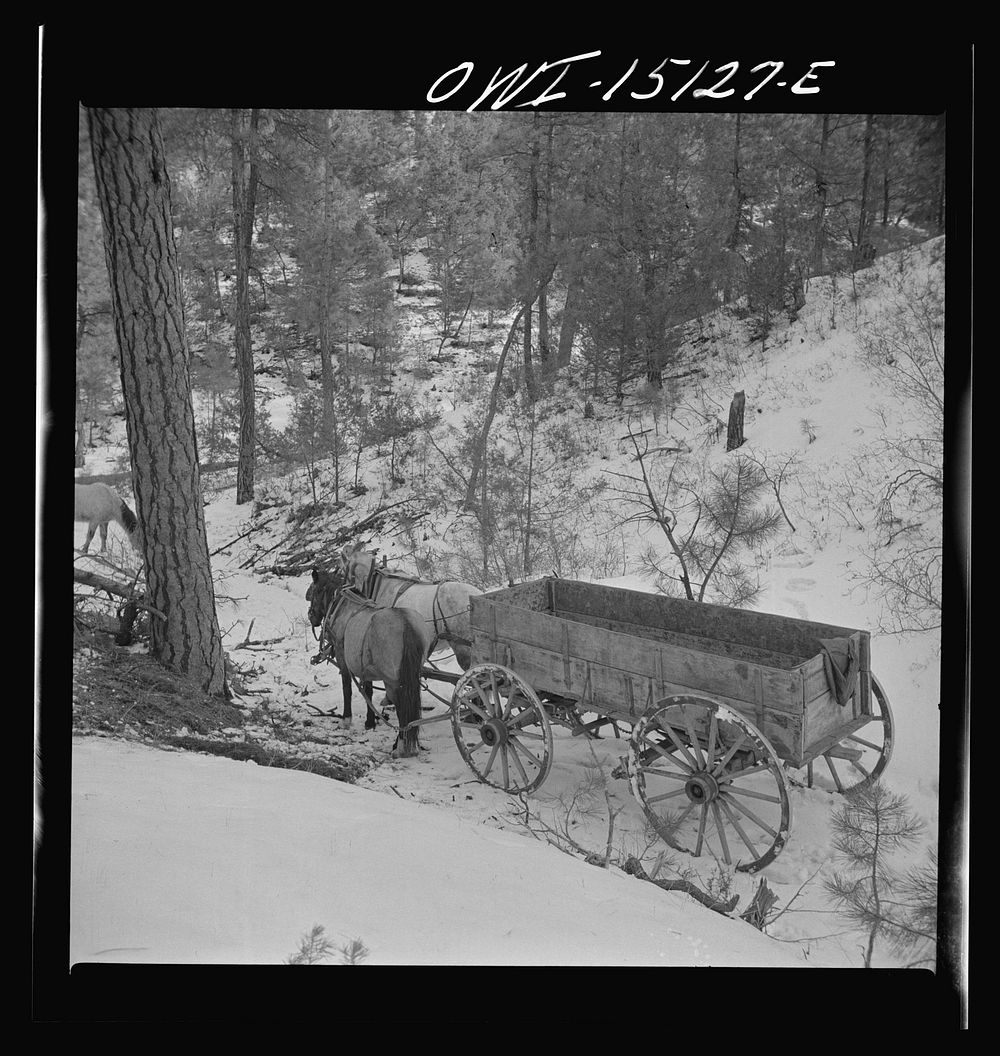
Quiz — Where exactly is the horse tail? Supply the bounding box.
[118,499,141,549]
[393,618,425,757]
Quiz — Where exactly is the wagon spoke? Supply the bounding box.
[480,742,501,781]
[459,698,491,723]
[487,669,501,715]
[499,744,510,789]
[693,803,710,857]
[508,736,545,769]
[645,787,689,805]
[717,796,760,860]
[501,685,518,721]
[846,732,882,752]
[679,705,706,769]
[710,732,748,777]
[638,765,690,782]
[710,801,732,866]
[848,759,873,780]
[823,754,845,793]
[642,737,695,773]
[509,708,543,731]
[720,791,779,840]
[509,729,545,742]
[675,803,696,829]
[506,743,531,787]
[720,784,783,805]
[655,720,701,772]
[705,712,719,769]
[717,761,773,784]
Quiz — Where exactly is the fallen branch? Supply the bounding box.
[73,569,165,620]
[622,856,740,915]
[251,499,424,575]
[209,513,282,557]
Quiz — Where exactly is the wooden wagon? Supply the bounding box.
[417,576,893,873]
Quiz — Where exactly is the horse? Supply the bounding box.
[306,569,428,757]
[338,544,482,671]
[74,482,141,554]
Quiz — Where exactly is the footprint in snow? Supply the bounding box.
[785,577,816,592]
[780,596,810,620]
[771,554,814,570]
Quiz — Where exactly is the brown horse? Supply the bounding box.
[338,544,481,670]
[307,569,427,757]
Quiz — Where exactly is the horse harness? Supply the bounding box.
[311,589,397,730]
[367,568,472,649]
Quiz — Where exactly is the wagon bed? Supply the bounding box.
[469,577,874,770]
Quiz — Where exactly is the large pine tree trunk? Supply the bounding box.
[856,114,877,269]
[319,112,340,501]
[87,107,227,696]
[536,115,555,373]
[74,303,88,467]
[812,114,831,275]
[230,108,260,506]
[556,273,581,368]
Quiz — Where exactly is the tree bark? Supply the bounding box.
[74,304,88,467]
[87,107,227,696]
[726,390,746,451]
[230,107,260,505]
[856,114,877,269]
[812,114,831,275]
[464,302,528,510]
[319,112,341,501]
[556,271,581,368]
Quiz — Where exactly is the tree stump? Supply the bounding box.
[726,390,746,451]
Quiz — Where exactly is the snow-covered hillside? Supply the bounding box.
[68,237,949,972]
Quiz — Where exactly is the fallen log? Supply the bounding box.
[73,568,165,620]
[622,856,740,915]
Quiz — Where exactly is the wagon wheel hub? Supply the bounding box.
[684,772,720,805]
[480,719,509,748]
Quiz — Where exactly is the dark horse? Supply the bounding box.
[307,568,427,757]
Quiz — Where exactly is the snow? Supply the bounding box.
[63,238,953,973]
[70,737,801,967]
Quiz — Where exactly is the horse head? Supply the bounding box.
[340,544,375,592]
[307,566,346,628]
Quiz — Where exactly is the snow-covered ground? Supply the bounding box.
[64,238,953,973]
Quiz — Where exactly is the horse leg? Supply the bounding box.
[341,667,353,721]
[99,522,109,552]
[82,521,97,553]
[364,683,378,731]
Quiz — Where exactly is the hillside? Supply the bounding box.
[68,236,947,972]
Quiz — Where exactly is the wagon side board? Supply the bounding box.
[470,579,873,770]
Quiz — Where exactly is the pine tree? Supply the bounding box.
[824,781,930,967]
[87,106,227,696]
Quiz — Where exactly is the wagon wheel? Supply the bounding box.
[810,673,895,795]
[628,695,792,874]
[451,664,554,794]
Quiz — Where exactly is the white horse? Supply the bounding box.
[74,482,140,553]
[339,544,482,670]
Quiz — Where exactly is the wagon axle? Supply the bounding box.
[683,772,720,805]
